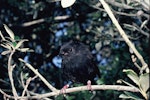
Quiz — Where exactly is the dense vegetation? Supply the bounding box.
[0,0,149,99]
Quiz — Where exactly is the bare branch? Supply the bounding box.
[21,18,45,27]
[19,58,58,92]
[0,85,139,99]
[131,55,141,70]
[0,89,15,99]
[123,23,149,38]
[8,50,18,99]
[106,0,137,9]
[21,75,38,97]
[133,0,150,11]
[29,85,139,99]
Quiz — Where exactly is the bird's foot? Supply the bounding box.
[87,80,92,91]
[60,84,69,94]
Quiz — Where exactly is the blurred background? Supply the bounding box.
[0,0,149,99]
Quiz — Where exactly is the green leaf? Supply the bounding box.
[1,50,11,55]
[5,36,15,42]
[118,79,139,89]
[123,69,140,86]
[3,24,14,40]
[17,48,29,52]
[1,44,11,50]
[12,41,17,47]
[1,42,14,50]
[15,39,28,49]
[66,95,75,100]
[139,73,150,92]
[0,31,5,40]
[95,42,102,51]
[7,42,15,49]
[96,79,104,85]
[119,92,142,100]
[61,0,76,8]
[55,95,64,100]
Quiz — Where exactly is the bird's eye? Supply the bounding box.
[68,48,72,52]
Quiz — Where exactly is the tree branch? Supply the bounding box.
[133,0,150,11]
[0,85,139,99]
[28,85,139,99]
[8,50,18,100]
[21,75,38,97]
[18,58,58,92]
[99,0,149,73]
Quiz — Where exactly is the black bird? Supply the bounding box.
[59,40,100,90]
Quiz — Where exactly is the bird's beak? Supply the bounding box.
[59,51,64,56]
[59,51,68,56]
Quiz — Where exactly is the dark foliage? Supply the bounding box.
[0,0,149,99]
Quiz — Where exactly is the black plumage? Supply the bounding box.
[59,40,100,85]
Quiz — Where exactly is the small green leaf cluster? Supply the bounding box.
[119,69,149,100]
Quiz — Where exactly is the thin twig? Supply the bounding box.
[8,50,18,99]
[131,55,141,70]
[132,0,150,11]
[19,58,58,92]
[0,79,10,85]
[29,91,53,100]
[21,75,38,97]
[21,18,45,27]
[123,23,149,38]
[105,0,137,9]
[20,72,30,97]
[0,89,15,99]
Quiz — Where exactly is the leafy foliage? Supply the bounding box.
[0,0,149,99]
[120,69,149,100]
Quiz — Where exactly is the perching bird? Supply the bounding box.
[59,40,100,90]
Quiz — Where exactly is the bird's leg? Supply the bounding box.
[60,84,69,94]
[60,81,72,94]
[87,80,92,91]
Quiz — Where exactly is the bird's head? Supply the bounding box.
[59,40,76,58]
[59,46,73,57]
